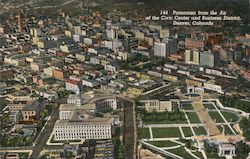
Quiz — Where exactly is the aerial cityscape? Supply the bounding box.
[0,0,250,159]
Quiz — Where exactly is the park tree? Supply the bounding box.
[235,141,250,159]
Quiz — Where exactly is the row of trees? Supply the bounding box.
[239,118,250,140]
[235,141,250,159]
[37,104,56,131]
[143,109,185,122]
[0,114,10,130]
[114,127,124,159]
[219,95,250,113]
[0,133,33,147]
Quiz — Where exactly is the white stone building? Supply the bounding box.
[67,94,83,106]
[140,96,180,112]
[65,79,82,94]
[218,144,236,157]
[95,97,118,111]
[54,115,112,141]
[59,103,96,120]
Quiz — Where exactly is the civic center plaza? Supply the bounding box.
[138,91,249,159]
[50,88,249,158]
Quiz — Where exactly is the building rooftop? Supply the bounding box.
[55,116,112,125]
[59,103,96,111]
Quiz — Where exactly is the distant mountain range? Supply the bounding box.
[0,0,249,14]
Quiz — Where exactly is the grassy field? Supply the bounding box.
[167,146,195,159]
[193,126,207,136]
[181,127,194,137]
[138,128,151,139]
[192,151,204,158]
[186,112,201,123]
[147,140,178,147]
[206,152,226,159]
[152,127,181,138]
[221,111,240,122]
[208,111,225,123]
[217,125,234,135]
[203,103,216,109]
[182,103,194,110]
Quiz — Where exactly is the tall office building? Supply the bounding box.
[205,33,223,49]
[30,28,42,37]
[17,14,23,32]
[154,42,166,57]
[185,38,205,50]
[163,38,177,56]
[220,48,234,62]
[200,51,215,67]
[106,29,118,40]
[185,49,200,65]
[160,29,171,38]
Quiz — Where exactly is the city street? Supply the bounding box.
[29,108,59,158]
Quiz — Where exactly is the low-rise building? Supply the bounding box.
[32,74,54,86]
[218,144,236,157]
[65,79,82,94]
[35,90,58,101]
[95,97,118,111]
[82,79,100,88]
[9,111,22,123]
[22,101,41,121]
[53,69,69,80]
[140,96,180,112]
[67,94,83,106]
[204,82,223,94]
[54,115,112,141]
[59,103,96,120]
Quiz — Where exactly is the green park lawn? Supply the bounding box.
[217,125,235,135]
[193,126,207,136]
[206,152,226,159]
[186,112,201,123]
[181,127,194,137]
[221,111,240,122]
[192,151,204,158]
[167,146,195,159]
[208,111,225,123]
[138,128,151,139]
[147,140,179,147]
[152,127,181,138]
[203,103,216,109]
[182,103,194,110]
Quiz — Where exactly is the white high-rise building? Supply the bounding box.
[30,28,42,37]
[106,29,118,40]
[200,51,215,68]
[65,80,82,94]
[185,49,200,65]
[154,42,166,57]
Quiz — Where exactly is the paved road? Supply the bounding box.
[138,79,186,100]
[29,108,59,159]
[140,141,182,159]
